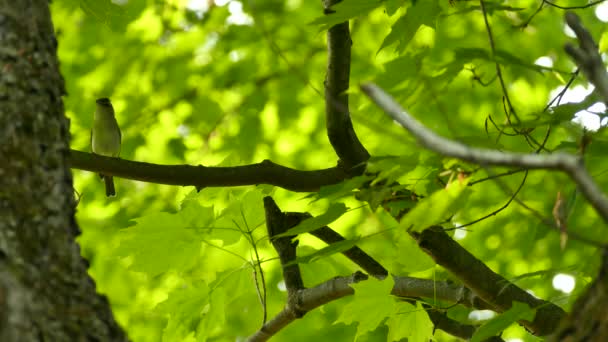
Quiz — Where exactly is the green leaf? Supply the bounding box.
[309,0,383,30]
[550,90,602,124]
[379,0,441,52]
[470,302,536,342]
[386,301,434,342]
[288,238,360,265]
[495,49,544,74]
[311,175,374,202]
[367,155,419,184]
[453,48,546,74]
[275,203,348,237]
[212,190,265,244]
[335,277,396,340]
[80,0,145,31]
[400,180,470,232]
[116,212,202,277]
[378,54,425,89]
[600,31,608,54]
[453,47,490,60]
[157,282,226,342]
[394,233,435,272]
[357,185,394,212]
[385,0,406,16]
[513,90,602,128]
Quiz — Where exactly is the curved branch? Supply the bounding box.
[323,0,370,173]
[361,83,608,224]
[69,149,348,193]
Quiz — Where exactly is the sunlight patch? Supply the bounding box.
[534,56,553,68]
[552,273,575,294]
[596,1,608,22]
[469,310,496,321]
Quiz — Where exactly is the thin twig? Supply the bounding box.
[480,0,519,123]
[469,168,526,185]
[455,170,528,229]
[544,0,606,10]
[361,83,608,225]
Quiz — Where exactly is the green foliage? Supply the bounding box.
[335,277,396,340]
[386,301,434,342]
[335,277,434,341]
[470,302,536,342]
[276,202,348,237]
[400,178,470,232]
[54,0,608,340]
[379,0,441,53]
[291,238,360,265]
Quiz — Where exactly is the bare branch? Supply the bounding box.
[360,83,608,224]
[69,149,348,193]
[564,12,608,105]
[248,272,367,342]
[248,271,496,341]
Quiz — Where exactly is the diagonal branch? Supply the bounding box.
[323,0,370,173]
[413,227,565,336]
[564,11,608,105]
[361,83,608,225]
[284,212,388,278]
[69,149,348,193]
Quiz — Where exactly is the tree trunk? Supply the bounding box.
[0,1,126,340]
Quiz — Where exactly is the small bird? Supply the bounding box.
[91,98,121,197]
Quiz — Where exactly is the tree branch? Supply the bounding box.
[323,0,370,173]
[253,199,498,341]
[69,149,348,193]
[413,227,565,336]
[248,271,496,341]
[264,197,305,292]
[360,83,608,225]
[423,304,498,341]
[285,212,388,278]
[248,271,368,342]
[564,11,608,105]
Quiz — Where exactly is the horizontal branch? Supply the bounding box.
[69,149,348,193]
[361,83,608,225]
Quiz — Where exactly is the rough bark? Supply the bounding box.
[0,1,126,340]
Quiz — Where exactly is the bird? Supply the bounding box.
[91,98,121,197]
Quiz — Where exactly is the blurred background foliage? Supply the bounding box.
[52,0,608,340]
